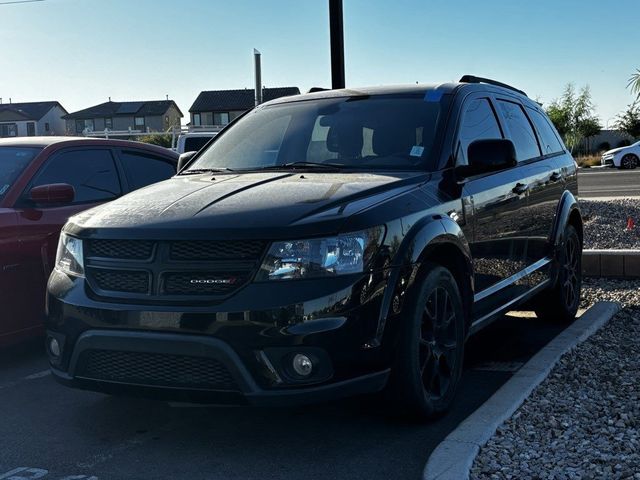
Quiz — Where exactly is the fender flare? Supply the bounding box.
[372,216,473,345]
[551,190,582,249]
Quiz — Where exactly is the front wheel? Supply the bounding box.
[387,263,466,421]
[534,224,582,322]
[620,154,638,169]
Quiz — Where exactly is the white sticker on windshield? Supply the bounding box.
[410,146,424,157]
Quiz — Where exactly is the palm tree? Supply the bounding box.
[629,69,640,99]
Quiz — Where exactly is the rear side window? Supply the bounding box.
[306,116,339,162]
[496,100,541,161]
[526,108,565,155]
[183,136,212,153]
[31,149,121,204]
[456,98,502,165]
[119,150,176,191]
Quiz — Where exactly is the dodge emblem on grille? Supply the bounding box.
[190,278,236,284]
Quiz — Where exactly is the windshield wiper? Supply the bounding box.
[251,161,346,171]
[180,167,236,175]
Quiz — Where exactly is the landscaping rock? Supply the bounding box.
[582,199,640,249]
[470,278,640,479]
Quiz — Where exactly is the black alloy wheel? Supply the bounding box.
[388,263,465,420]
[419,286,458,401]
[534,224,582,322]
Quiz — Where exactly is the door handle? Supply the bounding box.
[550,171,562,182]
[512,183,529,195]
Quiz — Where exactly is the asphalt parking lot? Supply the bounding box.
[578,167,640,198]
[0,312,571,480]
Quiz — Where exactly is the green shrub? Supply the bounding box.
[137,134,172,148]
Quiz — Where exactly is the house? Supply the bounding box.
[0,101,68,137]
[189,87,300,127]
[63,99,183,134]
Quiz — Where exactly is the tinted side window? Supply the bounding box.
[456,98,502,165]
[119,150,176,191]
[526,108,565,155]
[497,100,541,161]
[31,149,121,203]
[184,137,212,153]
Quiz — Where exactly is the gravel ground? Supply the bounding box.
[582,199,640,249]
[470,278,640,479]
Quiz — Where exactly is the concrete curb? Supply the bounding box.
[423,301,621,480]
[583,249,640,278]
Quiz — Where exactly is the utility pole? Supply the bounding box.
[329,0,345,89]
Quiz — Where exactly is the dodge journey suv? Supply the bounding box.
[46,76,582,420]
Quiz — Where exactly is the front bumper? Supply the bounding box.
[49,329,389,405]
[601,155,615,167]
[46,265,403,405]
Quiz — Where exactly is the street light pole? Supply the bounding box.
[329,0,345,89]
[254,48,263,106]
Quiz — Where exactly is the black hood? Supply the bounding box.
[67,171,430,239]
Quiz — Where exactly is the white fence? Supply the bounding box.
[81,125,225,150]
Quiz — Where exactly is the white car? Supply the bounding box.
[601,140,640,169]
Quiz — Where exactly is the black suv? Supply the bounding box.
[46,76,582,419]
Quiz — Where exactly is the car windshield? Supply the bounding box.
[0,147,40,200]
[186,94,444,172]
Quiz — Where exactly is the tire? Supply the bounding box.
[387,263,466,421]
[533,224,582,322]
[621,154,638,169]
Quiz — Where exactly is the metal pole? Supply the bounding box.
[329,0,345,89]
[254,49,263,106]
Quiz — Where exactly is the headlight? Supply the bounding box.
[257,227,384,281]
[55,232,84,277]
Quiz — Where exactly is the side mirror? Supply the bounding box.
[456,139,517,178]
[30,183,75,205]
[177,151,196,172]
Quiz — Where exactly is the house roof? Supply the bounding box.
[189,87,300,113]
[63,100,183,120]
[0,101,67,122]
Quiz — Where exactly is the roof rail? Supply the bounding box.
[459,75,527,97]
[307,87,330,93]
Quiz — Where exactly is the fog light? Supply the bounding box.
[48,337,60,358]
[292,354,313,376]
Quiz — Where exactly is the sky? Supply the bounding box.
[1,0,638,126]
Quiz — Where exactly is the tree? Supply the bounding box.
[579,117,602,153]
[629,69,640,100]
[137,134,173,148]
[545,83,601,152]
[616,102,640,139]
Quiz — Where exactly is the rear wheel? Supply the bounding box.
[387,263,465,421]
[620,154,638,169]
[534,224,582,322]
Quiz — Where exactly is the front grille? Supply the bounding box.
[170,240,266,260]
[162,272,246,295]
[92,269,150,294]
[88,240,154,260]
[76,349,238,391]
[84,238,266,301]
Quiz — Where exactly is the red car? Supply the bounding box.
[0,137,178,347]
